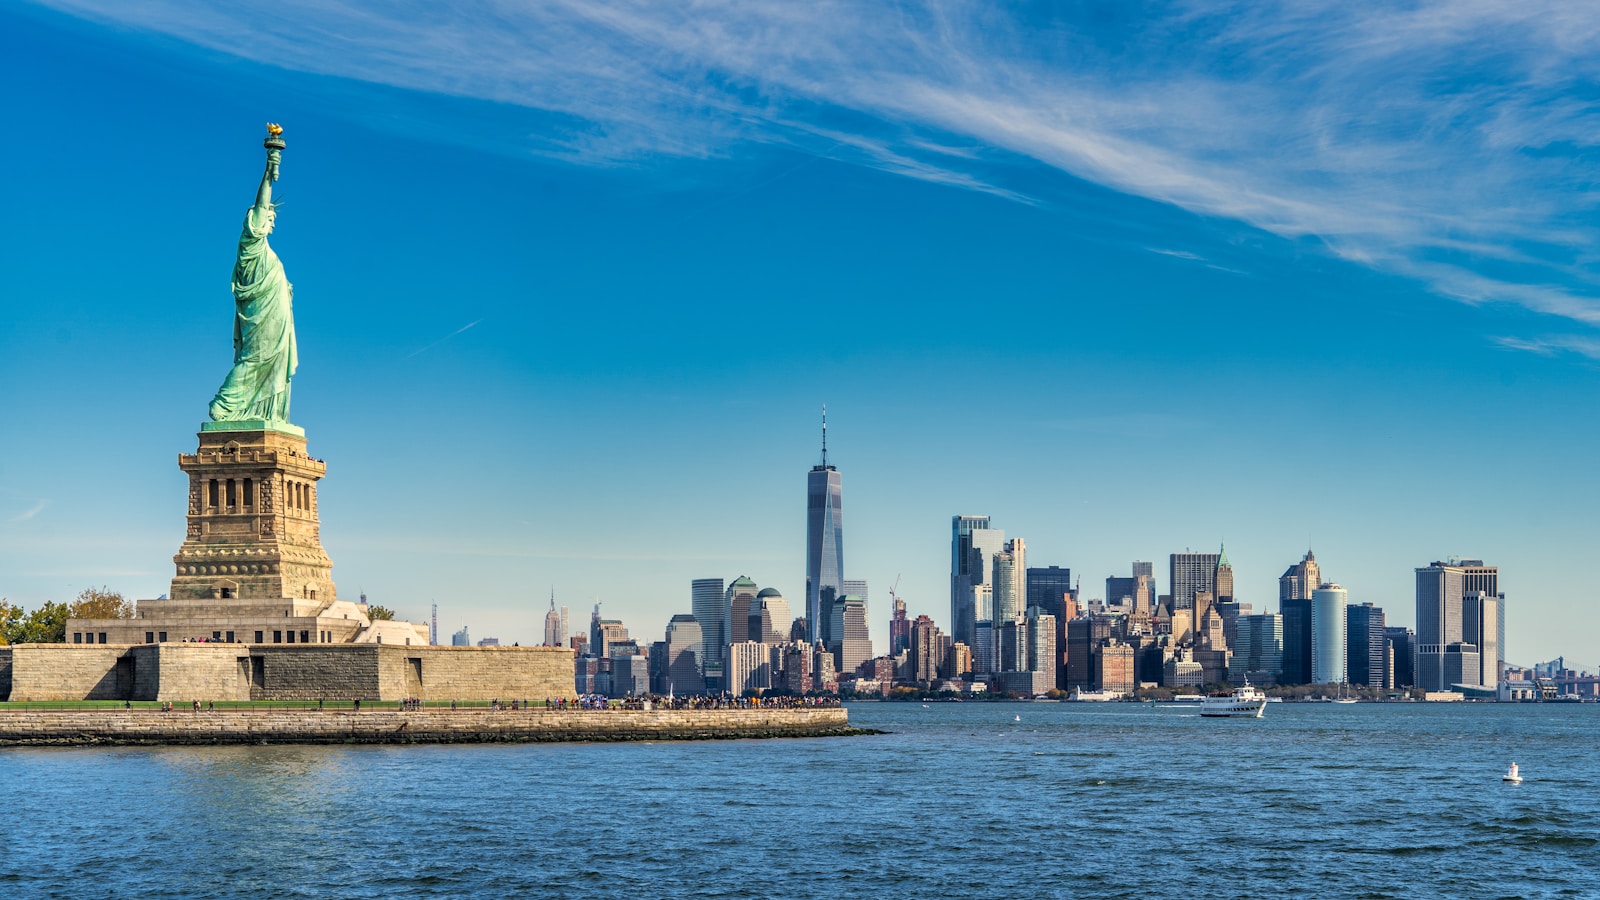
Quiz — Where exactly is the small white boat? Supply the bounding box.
[1013,714,1022,722]
[1504,762,1522,784]
[1201,681,1268,718]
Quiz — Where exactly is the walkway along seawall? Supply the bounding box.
[0,707,867,746]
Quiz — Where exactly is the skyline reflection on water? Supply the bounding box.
[2,702,1595,898]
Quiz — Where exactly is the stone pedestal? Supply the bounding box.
[171,424,336,603]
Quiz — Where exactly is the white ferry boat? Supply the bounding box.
[1200,682,1268,718]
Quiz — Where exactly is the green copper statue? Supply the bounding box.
[208,124,297,425]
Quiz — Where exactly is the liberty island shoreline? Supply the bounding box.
[0,704,867,747]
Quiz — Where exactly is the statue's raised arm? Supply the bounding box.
[207,124,299,428]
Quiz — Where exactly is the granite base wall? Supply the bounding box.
[8,645,134,701]
[0,707,858,745]
[0,644,574,703]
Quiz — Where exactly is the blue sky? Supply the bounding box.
[4,2,1599,665]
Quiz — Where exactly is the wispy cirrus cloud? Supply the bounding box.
[35,0,1600,339]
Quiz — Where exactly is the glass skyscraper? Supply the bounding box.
[806,412,843,645]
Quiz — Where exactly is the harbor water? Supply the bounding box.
[2,701,1595,898]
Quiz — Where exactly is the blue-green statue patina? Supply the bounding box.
[208,124,297,427]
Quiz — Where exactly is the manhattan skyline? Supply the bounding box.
[4,3,1599,664]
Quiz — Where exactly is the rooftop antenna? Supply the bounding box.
[821,403,828,468]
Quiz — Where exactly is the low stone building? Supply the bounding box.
[0,643,572,703]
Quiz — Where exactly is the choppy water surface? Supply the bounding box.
[2,702,1596,898]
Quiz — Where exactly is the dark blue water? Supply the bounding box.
[2,702,1596,898]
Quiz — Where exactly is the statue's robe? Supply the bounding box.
[209,204,297,422]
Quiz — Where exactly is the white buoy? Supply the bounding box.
[1013,714,1021,722]
[1503,761,1522,784]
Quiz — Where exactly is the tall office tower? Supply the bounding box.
[451,626,470,647]
[993,539,1027,624]
[1228,613,1284,685]
[1169,551,1221,611]
[951,516,1005,648]
[1214,545,1234,603]
[648,641,669,694]
[806,409,844,646]
[1066,615,1112,690]
[1464,587,1502,690]
[998,618,1027,673]
[972,621,995,675]
[543,595,562,647]
[1385,627,1416,689]
[888,591,910,656]
[691,578,726,688]
[1132,561,1156,605]
[751,588,791,644]
[1346,602,1386,690]
[1028,564,1073,690]
[1278,550,1319,684]
[431,603,438,646]
[559,605,569,648]
[1027,565,1073,619]
[1024,607,1057,696]
[726,577,759,646]
[1415,560,1502,691]
[843,579,869,604]
[591,614,629,660]
[1106,566,1153,615]
[909,615,943,684]
[1310,583,1348,684]
[663,614,706,695]
[829,594,872,674]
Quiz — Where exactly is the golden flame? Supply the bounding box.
[267,123,283,136]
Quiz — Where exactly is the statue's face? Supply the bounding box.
[263,208,277,233]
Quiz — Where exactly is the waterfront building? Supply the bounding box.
[752,588,790,644]
[806,411,845,646]
[1165,655,1205,687]
[783,643,813,694]
[451,627,471,647]
[1416,560,1503,692]
[1228,613,1283,685]
[1278,549,1319,684]
[951,516,1006,649]
[1346,603,1386,690]
[1386,626,1416,689]
[1097,640,1135,694]
[972,620,995,676]
[476,638,500,647]
[943,641,972,679]
[1169,551,1221,612]
[1310,583,1348,684]
[828,594,872,674]
[726,641,770,695]
[691,578,726,689]
[663,614,705,695]
[1024,607,1056,695]
[909,615,943,685]
[1066,615,1112,690]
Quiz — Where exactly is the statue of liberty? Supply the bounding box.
[208,124,297,425]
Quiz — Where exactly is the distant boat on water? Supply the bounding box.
[1504,762,1522,784]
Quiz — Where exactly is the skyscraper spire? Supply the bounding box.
[821,403,828,468]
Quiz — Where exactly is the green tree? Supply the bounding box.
[367,605,396,621]
[0,600,17,646]
[68,586,132,620]
[8,600,69,644]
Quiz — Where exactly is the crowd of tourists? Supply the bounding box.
[548,694,841,711]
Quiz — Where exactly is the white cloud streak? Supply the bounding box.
[35,0,1600,337]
